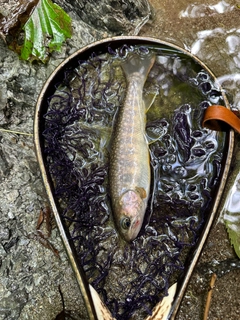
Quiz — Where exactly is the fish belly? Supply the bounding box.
[110,79,150,210]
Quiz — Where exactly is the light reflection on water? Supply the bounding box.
[178,5,240,115]
[179,1,235,18]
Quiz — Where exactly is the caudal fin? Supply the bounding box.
[121,51,156,85]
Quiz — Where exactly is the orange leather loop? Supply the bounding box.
[202,105,240,133]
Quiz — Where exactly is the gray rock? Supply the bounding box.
[55,0,151,35]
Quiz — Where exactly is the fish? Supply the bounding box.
[109,51,156,241]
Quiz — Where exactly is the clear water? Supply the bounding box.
[43,43,228,319]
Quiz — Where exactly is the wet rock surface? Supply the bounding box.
[0,0,240,319]
[54,0,151,35]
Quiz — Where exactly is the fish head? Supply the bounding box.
[117,189,146,242]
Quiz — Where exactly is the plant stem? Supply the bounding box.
[0,128,33,136]
[203,273,217,320]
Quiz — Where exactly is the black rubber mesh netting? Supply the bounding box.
[42,44,226,319]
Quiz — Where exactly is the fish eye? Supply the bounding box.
[120,217,131,230]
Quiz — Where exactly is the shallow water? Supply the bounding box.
[42,42,230,319]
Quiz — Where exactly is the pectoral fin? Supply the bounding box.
[136,187,147,199]
[144,90,158,112]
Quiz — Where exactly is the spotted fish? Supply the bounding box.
[110,51,156,241]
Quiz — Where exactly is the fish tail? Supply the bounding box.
[121,52,156,86]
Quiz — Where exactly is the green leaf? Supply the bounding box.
[223,173,240,258]
[225,219,240,258]
[20,0,72,62]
